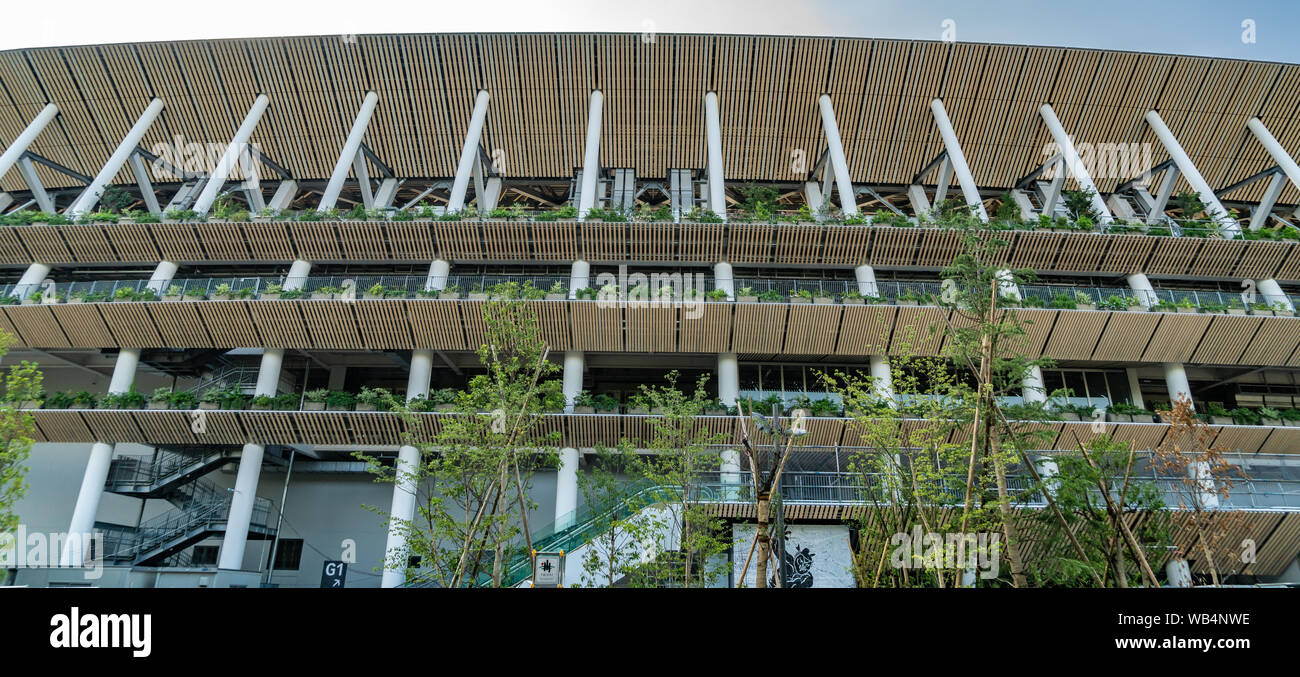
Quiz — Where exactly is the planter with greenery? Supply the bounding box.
[303,388,329,411]
[736,287,758,303]
[573,391,597,414]
[429,387,458,411]
[250,394,275,411]
[69,391,97,410]
[545,281,568,301]
[148,388,173,410]
[355,386,391,412]
[325,390,355,411]
[1202,403,1234,426]
[840,290,864,305]
[170,390,198,410]
[1257,407,1283,427]
[789,289,813,304]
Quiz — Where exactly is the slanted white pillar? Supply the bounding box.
[193,95,270,216]
[1166,557,1193,588]
[68,98,165,216]
[0,103,59,185]
[1257,279,1294,313]
[1246,118,1300,197]
[1250,173,1286,231]
[930,99,989,221]
[426,259,450,292]
[817,94,858,217]
[713,261,734,300]
[1164,363,1194,411]
[704,91,727,219]
[854,264,879,297]
[562,351,584,413]
[381,340,438,588]
[1023,366,1047,404]
[567,259,590,300]
[220,259,309,571]
[870,355,895,406]
[58,441,113,567]
[1189,461,1219,509]
[447,90,491,213]
[1038,103,1112,223]
[718,353,739,407]
[578,90,604,219]
[128,153,162,216]
[1145,110,1241,238]
[145,260,179,295]
[318,92,378,212]
[1035,456,1060,499]
[13,262,51,300]
[17,156,54,214]
[1126,273,1158,309]
[555,447,580,530]
[996,269,1021,300]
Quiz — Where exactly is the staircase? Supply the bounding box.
[99,475,276,566]
[105,447,242,498]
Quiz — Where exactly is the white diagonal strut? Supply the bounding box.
[1039,103,1113,223]
[578,90,604,220]
[1144,110,1241,238]
[0,103,59,184]
[705,91,727,219]
[192,95,270,216]
[817,94,858,217]
[1247,118,1300,196]
[929,99,988,222]
[447,90,491,213]
[318,91,378,212]
[68,98,165,215]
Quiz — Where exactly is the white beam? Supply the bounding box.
[16,157,54,213]
[705,91,726,219]
[128,152,162,216]
[193,95,270,216]
[0,103,58,184]
[1038,103,1113,223]
[1250,172,1286,231]
[817,94,858,216]
[578,90,604,219]
[929,98,988,221]
[68,98,164,215]
[1145,110,1240,238]
[447,90,491,213]
[319,92,378,212]
[1247,118,1300,196]
[1148,166,1179,223]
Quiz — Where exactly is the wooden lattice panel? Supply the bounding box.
[783,303,841,355]
[406,299,468,350]
[624,306,678,352]
[239,222,295,261]
[3,305,69,348]
[52,303,114,347]
[0,229,30,264]
[247,300,311,349]
[678,302,733,353]
[353,300,413,349]
[193,222,253,261]
[725,223,775,264]
[569,302,623,351]
[731,303,787,353]
[1189,315,1261,365]
[148,223,206,262]
[433,221,482,260]
[1092,311,1163,361]
[337,221,390,261]
[59,225,117,262]
[194,302,261,347]
[97,302,162,347]
[384,222,436,260]
[17,226,73,263]
[1141,313,1214,363]
[820,224,872,266]
[480,221,531,260]
[101,223,160,262]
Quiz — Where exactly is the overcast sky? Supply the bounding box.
[3,0,1297,64]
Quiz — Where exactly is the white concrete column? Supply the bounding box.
[996,269,1021,300]
[448,90,491,213]
[1126,272,1158,309]
[930,98,989,221]
[193,94,270,216]
[578,90,604,219]
[381,344,437,588]
[1038,103,1113,223]
[426,259,450,292]
[1189,461,1219,509]
[68,98,165,215]
[870,355,895,405]
[562,351,584,412]
[718,353,739,407]
[720,449,742,500]
[567,259,590,300]
[318,91,379,212]
[1250,173,1286,231]
[1257,278,1294,313]
[218,441,265,570]
[107,349,140,395]
[58,441,114,566]
[1035,456,1060,499]
[713,261,734,300]
[284,259,312,291]
[1023,366,1047,404]
[555,447,580,529]
[854,264,879,297]
[145,260,179,295]
[1164,363,1194,411]
[817,94,858,217]
[0,103,58,184]
[380,442,421,589]
[1166,557,1193,588]
[1126,368,1146,410]
[13,262,51,300]
[1145,110,1241,238]
[1246,118,1300,196]
[704,91,727,219]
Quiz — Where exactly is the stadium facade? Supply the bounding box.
[1,32,1300,587]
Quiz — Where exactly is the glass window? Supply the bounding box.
[1086,372,1109,403]
[1063,372,1087,400]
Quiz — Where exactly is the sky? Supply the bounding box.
[2,0,1298,64]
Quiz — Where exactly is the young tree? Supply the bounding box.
[622,372,731,588]
[358,283,561,587]
[0,332,42,586]
[1029,435,1169,587]
[1151,398,1248,586]
[574,442,654,587]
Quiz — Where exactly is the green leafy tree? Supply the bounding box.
[574,442,654,587]
[357,282,561,587]
[0,332,42,585]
